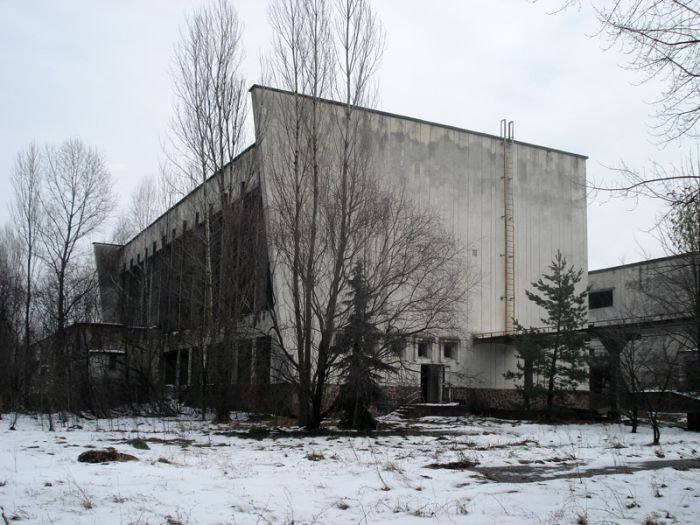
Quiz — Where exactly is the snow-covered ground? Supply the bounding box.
[1,411,699,524]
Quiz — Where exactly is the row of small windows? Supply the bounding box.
[164,336,271,387]
[124,224,187,272]
[339,336,460,361]
[122,182,251,272]
[415,339,459,361]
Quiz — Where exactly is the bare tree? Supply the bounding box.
[0,225,24,413]
[168,0,251,421]
[618,333,681,445]
[553,0,700,141]
[640,184,700,389]
[265,0,468,429]
[594,0,700,141]
[10,142,43,405]
[266,0,358,428]
[39,138,114,410]
[112,176,164,245]
[545,2,699,201]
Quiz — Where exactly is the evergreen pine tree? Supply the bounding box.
[507,251,588,411]
[335,262,397,430]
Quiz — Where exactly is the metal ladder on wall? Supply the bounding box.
[500,119,515,333]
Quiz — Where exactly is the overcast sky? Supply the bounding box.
[0,0,694,270]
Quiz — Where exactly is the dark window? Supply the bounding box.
[589,290,613,309]
[237,339,253,385]
[417,340,431,359]
[164,351,178,385]
[254,337,271,385]
[108,354,118,371]
[443,340,458,360]
[190,347,201,386]
[179,349,189,386]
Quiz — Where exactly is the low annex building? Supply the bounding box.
[588,254,700,413]
[91,85,589,412]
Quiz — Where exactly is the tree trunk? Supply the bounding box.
[652,421,660,445]
[523,357,533,410]
[630,405,638,433]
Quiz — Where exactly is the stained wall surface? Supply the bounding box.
[252,86,588,390]
[95,86,589,394]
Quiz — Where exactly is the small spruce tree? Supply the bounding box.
[507,251,588,411]
[334,262,397,430]
[504,324,541,410]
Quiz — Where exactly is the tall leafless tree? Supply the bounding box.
[0,225,24,412]
[618,333,682,445]
[39,138,114,410]
[168,0,252,421]
[640,183,700,389]
[10,142,43,405]
[265,0,469,429]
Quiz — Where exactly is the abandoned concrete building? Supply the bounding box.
[90,85,590,413]
[587,254,700,413]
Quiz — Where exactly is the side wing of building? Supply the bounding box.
[588,254,700,392]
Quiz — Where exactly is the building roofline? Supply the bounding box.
[250,84,588,160]
[116,143,256,250]
[589,252,692,274]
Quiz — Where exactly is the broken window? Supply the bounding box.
[589,290,613,309]
[164,349,189,386]
[442,340,458,360]
[164,351,177,385]
[179,349,189,386]
[417,340,431,359]
[254,337,271,385]
[237,339,253,385]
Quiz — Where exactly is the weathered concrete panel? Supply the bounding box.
[252,85,587,391]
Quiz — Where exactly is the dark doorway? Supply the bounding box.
[420,364,444,403]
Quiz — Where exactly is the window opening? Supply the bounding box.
[589,290,613,309]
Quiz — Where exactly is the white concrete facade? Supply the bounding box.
[252,86,588,393]
[96,86,589,398]
[588,254,699,392]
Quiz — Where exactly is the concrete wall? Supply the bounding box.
[362,108,588,335]
[93,86,588,396]
[118,146,258,273]
[588,254,699,393]
[589,254,698,323]
[252,86,588,391]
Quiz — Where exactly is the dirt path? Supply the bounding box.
[470,457,700,483]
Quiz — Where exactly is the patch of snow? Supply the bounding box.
[0,413,698,524]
